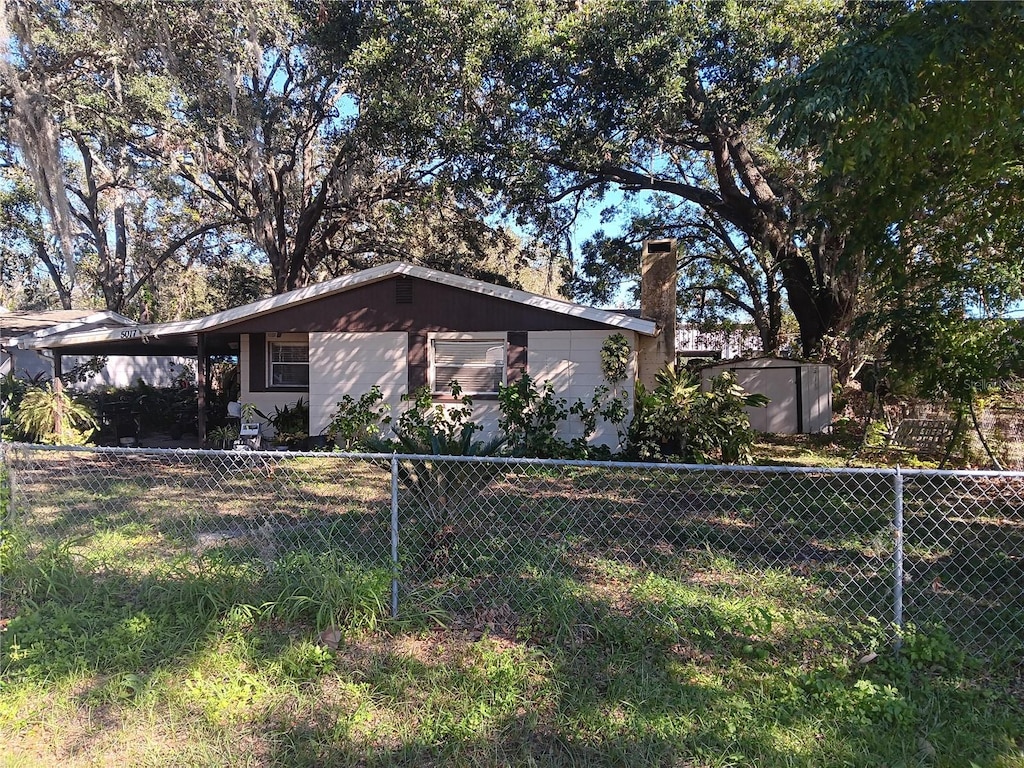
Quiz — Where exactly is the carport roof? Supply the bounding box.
[13,262,657,355]
[0,309,135,344]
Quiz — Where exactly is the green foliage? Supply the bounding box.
[391,383,503,457]
[0,535,392,681]
[208,424,240,450]
[627,365,767,464]
[0,505,1019,765]
[352,0,892,378]
[325,385,391,451]
[936,322,1019,402]
[893,623,965,675]
[85,381,198,437]
[497,374,573,458]
[62,355,108,384]
[379,384,505,569]
[234,401,259,423]
[268,398,309,448]
[3,0,529,313]
[1,372,33,437]
[868,295,1024,403]
[774,2,1024,395]
[775,2,1024,228]
[570,383,630,460]
[497,335,632,459]
[798,668,913,727]
[262,550,390,634]
[0,517,25,585]
[11,384,97,445]
[497,374,629,460]
[1,0,233,312]
[599,332,630,385]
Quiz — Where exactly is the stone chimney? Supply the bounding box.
[637,239,678,389]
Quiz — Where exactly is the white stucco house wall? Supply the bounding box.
[16,262,664,449]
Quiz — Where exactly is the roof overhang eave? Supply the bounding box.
[15,325,197,352]
[133,261,662,337]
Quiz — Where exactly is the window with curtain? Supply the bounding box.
[268,341,309,387]
[431,338,506,395]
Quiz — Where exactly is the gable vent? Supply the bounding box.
[395,279,413,304]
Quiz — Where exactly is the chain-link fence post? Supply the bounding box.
[390,452,400,619]
[893,466,905,642]
[0,445,9,612]
[0,444,9,522]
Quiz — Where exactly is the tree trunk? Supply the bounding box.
[778,246,860,382]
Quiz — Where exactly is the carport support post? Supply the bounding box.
[390,454,400,619]
[196,334,207,444]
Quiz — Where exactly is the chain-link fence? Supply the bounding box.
[2,444,1021,658]
[854,395,1024,470]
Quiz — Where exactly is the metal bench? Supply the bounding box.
[888,418,955,456]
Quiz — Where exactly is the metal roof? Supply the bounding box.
[0,309,135,343]
[15,262,657,352]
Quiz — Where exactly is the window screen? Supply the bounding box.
[432,339,505,394]
[269,342,309,387]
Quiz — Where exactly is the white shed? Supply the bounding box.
[700,358,833,435]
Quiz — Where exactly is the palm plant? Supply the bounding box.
[13,383,97,445]
[380,383,504,568]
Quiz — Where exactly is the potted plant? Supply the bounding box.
[269,398,309,450]
[208,423,240,449]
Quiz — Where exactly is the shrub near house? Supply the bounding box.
[326,362,765,465]
[9,383,96,445]
[628,366,768,464]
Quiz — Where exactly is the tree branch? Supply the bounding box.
[122,220,230,306]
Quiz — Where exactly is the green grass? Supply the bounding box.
[2,540,1022,767]
[2,448,1023,765]
[753,432,956,469]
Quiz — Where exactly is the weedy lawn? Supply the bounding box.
[1,536,1022,768]
[2,444,1022,766]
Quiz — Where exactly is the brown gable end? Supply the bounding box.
[215,276,621,335]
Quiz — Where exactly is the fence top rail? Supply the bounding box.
[390,455,1024,480]
[0,442,394,463]
[390,453,894,476]
[4,441,1023,480]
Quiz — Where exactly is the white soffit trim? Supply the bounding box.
[5,311,138,347]
[27,310,137,340]
[18,262,657,350]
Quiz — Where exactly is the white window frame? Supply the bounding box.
[267,339,309,388]
[428,333,507,396]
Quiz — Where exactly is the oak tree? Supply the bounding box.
[774,0,1024,397]
[350,0,897,380]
